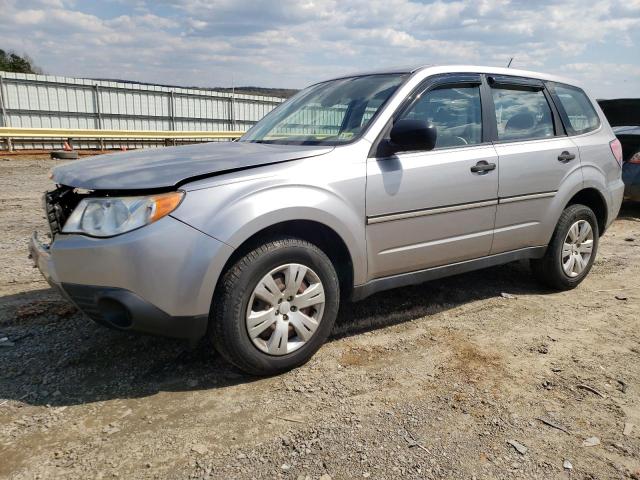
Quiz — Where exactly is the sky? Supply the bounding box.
[1,0,639,98]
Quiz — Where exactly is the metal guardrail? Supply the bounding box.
[0,127,245,139]
[0,127,245,150]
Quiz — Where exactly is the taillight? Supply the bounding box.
[629,152,640,165]
[610,138,623,167]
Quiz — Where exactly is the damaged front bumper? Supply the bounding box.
[28,232,62,290]
[28,228,209,341]
[28,216,234,341]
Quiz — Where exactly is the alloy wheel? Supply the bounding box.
[245,263,326,355]
[561,220,594,278]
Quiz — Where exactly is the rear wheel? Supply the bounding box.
[531,204,599,290]
[211,237,339,375]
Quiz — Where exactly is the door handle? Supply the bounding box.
[470,161,496,174]
[557,151,576,162]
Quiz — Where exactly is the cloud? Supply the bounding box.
[565,62,640,98]
[0,0,638,98]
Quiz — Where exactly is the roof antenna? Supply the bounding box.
[507,57,514,68]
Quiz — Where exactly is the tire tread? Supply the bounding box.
[531,204,599,290]
[211,237,339,375]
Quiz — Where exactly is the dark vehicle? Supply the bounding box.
[599,99,640,201]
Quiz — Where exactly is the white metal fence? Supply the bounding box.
[0,72,284,150]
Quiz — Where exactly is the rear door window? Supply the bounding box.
[550,83,600,135]
[492,87,555,141]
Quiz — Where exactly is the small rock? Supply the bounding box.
[623,423,635,436]
[563,460,573,470]
[191,444,208,455]
[0,337,14,348]
[120,408,133,418]
[319,475,332,480]
[102,424,121,435]
[613,443,630,454]
[624,237,635,242]
[281,463,291,471]
[507,440,527,455]
[500,292,516,299]
[615,295,628,301]
[582,436,600,447]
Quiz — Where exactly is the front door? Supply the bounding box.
[366,77,499,280]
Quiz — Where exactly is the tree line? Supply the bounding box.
[0,50,42,74]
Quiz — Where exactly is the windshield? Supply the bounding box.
[240,74,407,145]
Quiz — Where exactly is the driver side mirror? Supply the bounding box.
[387,119,437,154]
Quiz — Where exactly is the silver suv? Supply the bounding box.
[30,65,624,375]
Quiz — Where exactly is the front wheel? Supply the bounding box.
[211,237,340,375]
[531,204,599,290]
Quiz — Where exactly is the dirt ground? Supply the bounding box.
[0,155,639,480]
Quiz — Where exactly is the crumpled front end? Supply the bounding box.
[29,188,234,341]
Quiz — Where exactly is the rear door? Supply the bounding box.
[488,75,581,254]
[366,74,499,279]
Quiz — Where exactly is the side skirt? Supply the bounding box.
[351,246,547,301]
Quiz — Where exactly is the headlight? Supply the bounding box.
[62,191,184,237]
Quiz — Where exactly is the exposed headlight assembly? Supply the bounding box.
[62,191,184,237]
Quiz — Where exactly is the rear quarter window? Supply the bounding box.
[550,83,600,135]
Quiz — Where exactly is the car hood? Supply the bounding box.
[52,141,334,191]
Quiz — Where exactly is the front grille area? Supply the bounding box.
[43,186,83,239]
[66,291,104,324]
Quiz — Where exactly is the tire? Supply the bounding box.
[50,150,79,160]
[211,237,340,376]
[531,204,599,290]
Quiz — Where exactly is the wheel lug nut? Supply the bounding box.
[291,306,297,312]
[283,314,288,320]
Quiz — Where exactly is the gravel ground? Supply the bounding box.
[0,155,639,480]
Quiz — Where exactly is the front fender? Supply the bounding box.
[173,178,367,285]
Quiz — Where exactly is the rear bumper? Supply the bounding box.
[605,178,625,231]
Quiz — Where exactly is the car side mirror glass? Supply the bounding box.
[388,119,437,153]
